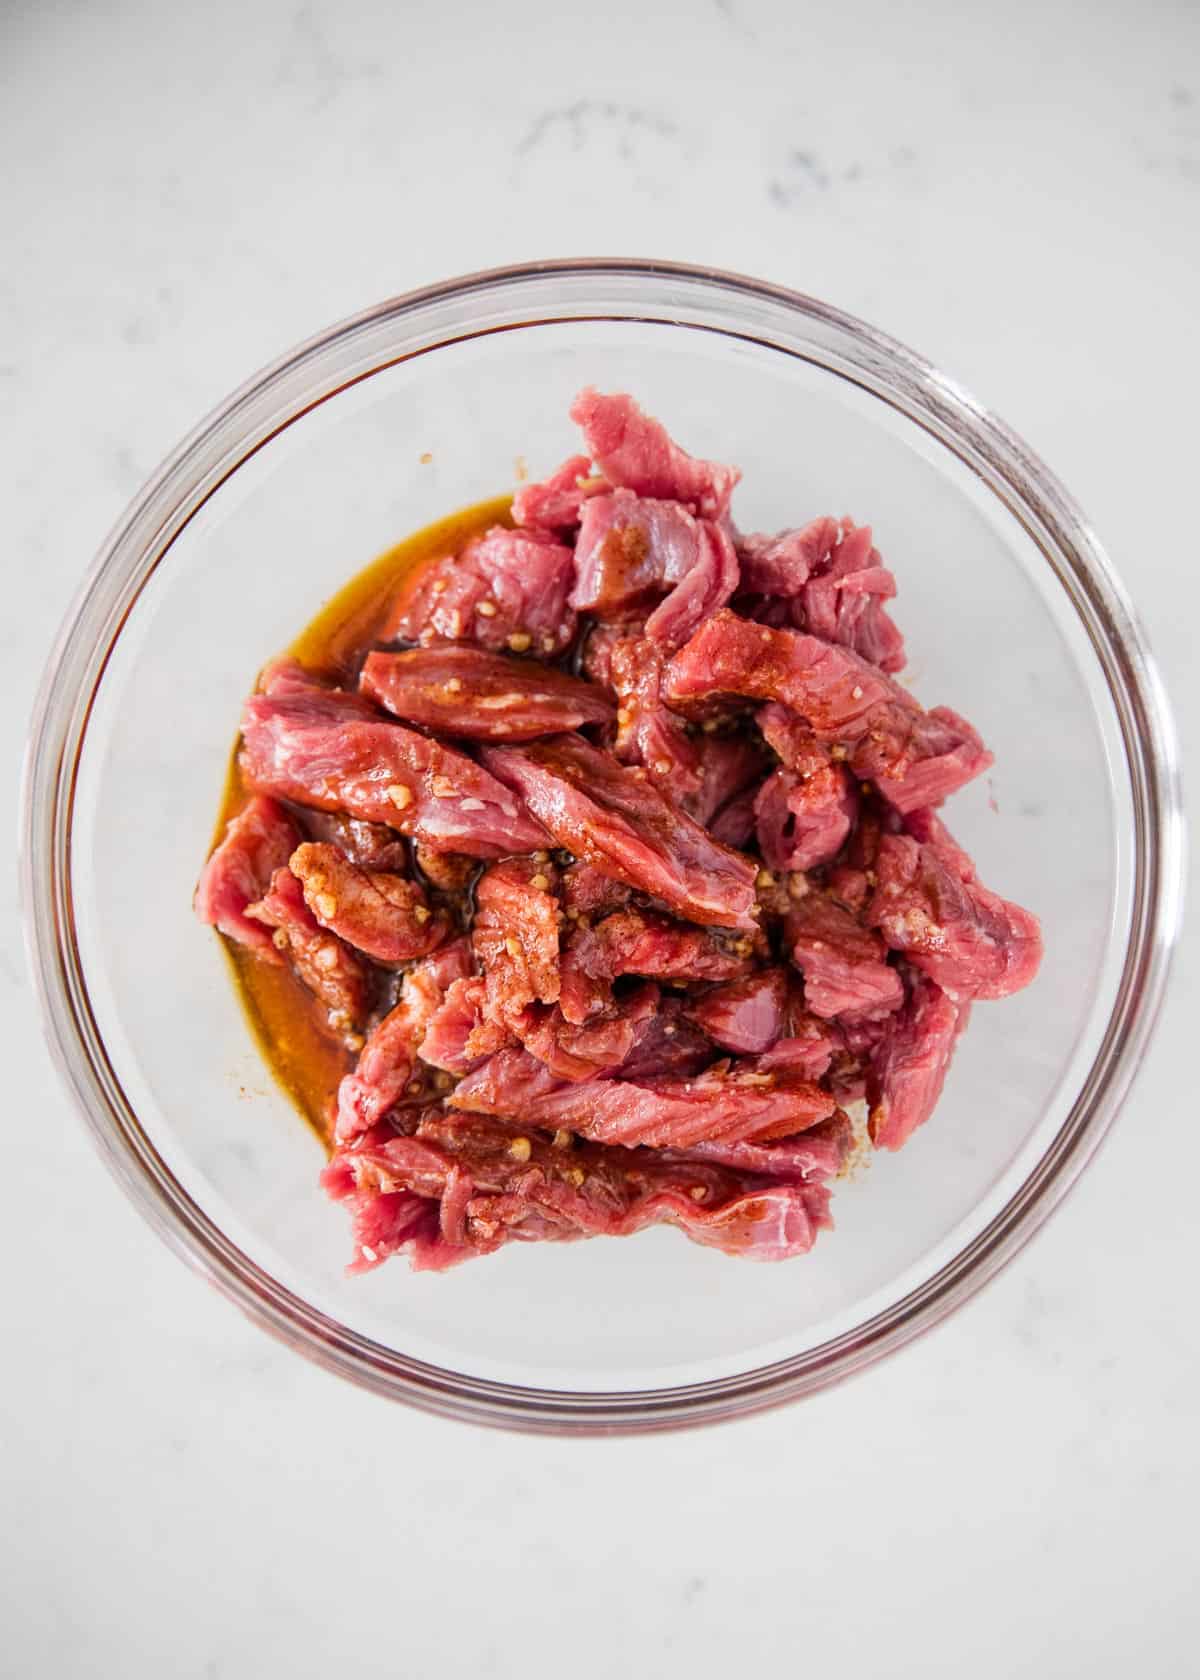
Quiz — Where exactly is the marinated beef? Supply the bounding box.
[199,385,1042,1276]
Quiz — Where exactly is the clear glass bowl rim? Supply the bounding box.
[21,258,1185,1434]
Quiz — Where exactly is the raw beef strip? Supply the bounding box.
[664,610,991,812]
[709,782,764,849]
[245,867,370,1039]
[194,795,301,958]
[754,767,855,873]
[683,967,789,1054]
[360,647,614,741]
[758,700,853,785]
[470,856,562,1029]
[684,964,836,1074]
[572,491,740,648]
[669,1110,850,1179]
[823,798,889,915]
[799,520,905,675]
[298,810,408,872]
[560,860,632,921]
[238,662,548,857]
[572,492,702,614]
[738,520,905,673]
[755,1008,839,1080]
[664,607,895,723]
[784,893,904,1022]
[607,636,702,796]
[686,733,772,830]
[579,619,633,689]
[383,526,577,656]
[866,825,1042,1001]
[644,520,740,651]
[614,999,716,1080]
[754,703,857,871]
[288,842,449,965]
[481,735,758,930]
[322,1119,566,1272]
[737,518,839,595]
[419,976,511,1075]
[513,982,660,1082]
[556,941,613,1027]
[323,1110,830,1269]
[469,866,673,1079]
[511,453,601,531]
[451,1048,838,1149]
[558,905,736,1028]
[569,908,754,987]
[569,387,741,520]
[857,705,991,815]
[319,1148,464,1274]
[334,939,472,1142]
[866,970,968,1151]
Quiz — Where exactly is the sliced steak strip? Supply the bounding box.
[866,818,1042,1001]
[481,734,758,930]
[570,386,741,520]
[383,526,576,656]
[194,795,301,959]
[239,662,549,857]
[245,867,370,1039]
[664,610,991,812]
[323,1110,830,1270]
[784,893,904,1023]
[289,842,449,964]
[361,646,614,741]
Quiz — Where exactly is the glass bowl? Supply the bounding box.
[23,261,1184,1433]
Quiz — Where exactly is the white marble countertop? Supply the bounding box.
[4,1,1197,1673]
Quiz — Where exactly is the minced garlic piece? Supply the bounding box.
[386,783,412,810]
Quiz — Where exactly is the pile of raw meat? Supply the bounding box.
[196,389,1042,1272]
